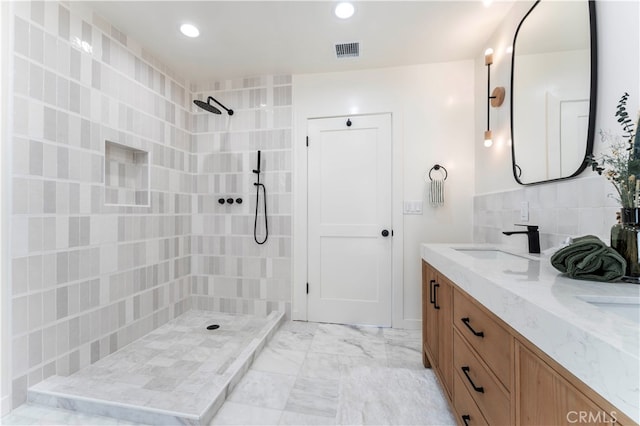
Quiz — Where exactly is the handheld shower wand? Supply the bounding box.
[253,150,268,244]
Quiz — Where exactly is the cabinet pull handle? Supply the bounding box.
[429,279,436,304]
[433,283,440,309]
[461,317,484,338]
[461,366,484,393]
[461,415,471,426]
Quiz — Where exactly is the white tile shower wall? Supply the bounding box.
[473,175,620,251]
[191,76,292,318]
[8,2,193,409]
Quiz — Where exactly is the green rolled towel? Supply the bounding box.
[550,235,626,282]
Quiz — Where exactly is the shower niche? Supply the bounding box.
[104,140,150,206]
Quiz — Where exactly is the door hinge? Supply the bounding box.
[306,136,309,147]
[306,282,309,294]
[392,230,394,236]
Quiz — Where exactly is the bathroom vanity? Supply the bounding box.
[421,244,640,426]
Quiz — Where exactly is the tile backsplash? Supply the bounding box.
[474,175,620,251]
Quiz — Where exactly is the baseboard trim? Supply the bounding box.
[394,318,421,330]
[1,394,12,417]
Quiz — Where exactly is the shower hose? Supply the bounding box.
[254,180,268,245]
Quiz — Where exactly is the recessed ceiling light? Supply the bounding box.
[180,23,200,38]
[335,2,355,19]
[483,0,493,7]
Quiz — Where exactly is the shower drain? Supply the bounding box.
[206,324,220,330]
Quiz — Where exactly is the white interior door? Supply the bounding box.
[307,114,392,326]
[546,93,589,178]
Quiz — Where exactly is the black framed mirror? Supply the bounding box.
[510,0,597,185]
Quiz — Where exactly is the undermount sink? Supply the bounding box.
[577,295,640,325]
[454,249,531,261]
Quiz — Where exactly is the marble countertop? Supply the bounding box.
[421,243,640,424]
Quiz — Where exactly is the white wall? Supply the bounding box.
[474,1,532,195]
[292,62,475,328]
[475,0,640,195]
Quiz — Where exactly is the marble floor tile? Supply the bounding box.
[251,347,306,376]
[278,410,336,425]
[209,402,282,425]
[316,323,385,341]
[284,376,340,418]
[382,328,422,344]
[7,318,455,426]
[298,352,344,380]
[227,370,296,410]
[386,342,424,370]
[141,376,183,392]
[338,353,390,371]
[279,321,319,334]
[268,330,315,352]
[309,327,388,360]
[336,366,455,425]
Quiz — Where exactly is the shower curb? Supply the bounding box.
[27,310,286,426]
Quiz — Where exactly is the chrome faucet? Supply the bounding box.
[503,225,540,254]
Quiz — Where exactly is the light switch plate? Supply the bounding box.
[404,200,423,215]
[520,201,529,221]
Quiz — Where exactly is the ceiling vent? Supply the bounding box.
[335,42,360,58]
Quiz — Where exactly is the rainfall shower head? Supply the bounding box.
[194,99,220,114]
[193,96,234,116]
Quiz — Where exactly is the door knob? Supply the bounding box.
[381,229,390,237]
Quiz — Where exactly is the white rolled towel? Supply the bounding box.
[429,178,445,207]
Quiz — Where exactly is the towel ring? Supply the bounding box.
[428,164,448,181]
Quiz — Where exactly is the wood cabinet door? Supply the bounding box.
[517,343,617,426]
[437,276,454,397]
[422,261,430,367]
[422,261,439,367]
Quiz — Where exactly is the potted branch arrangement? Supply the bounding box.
[588,92,640,282]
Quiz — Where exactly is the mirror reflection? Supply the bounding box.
[511,0,596,184]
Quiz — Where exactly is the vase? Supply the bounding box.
[611,208,640,283]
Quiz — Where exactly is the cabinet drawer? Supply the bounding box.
[454,332,510,426]
[454,372,489,426]
[453,288,512,388]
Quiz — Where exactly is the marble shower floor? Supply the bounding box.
[23,311,285,425]
[2,320,456,426]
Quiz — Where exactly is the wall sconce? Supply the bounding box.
[484,48,505,147]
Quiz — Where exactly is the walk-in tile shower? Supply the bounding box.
[5,0,292,416]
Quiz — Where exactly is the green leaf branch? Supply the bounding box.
[587,92,640,208]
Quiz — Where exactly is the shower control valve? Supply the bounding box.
[218,197,243,205]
